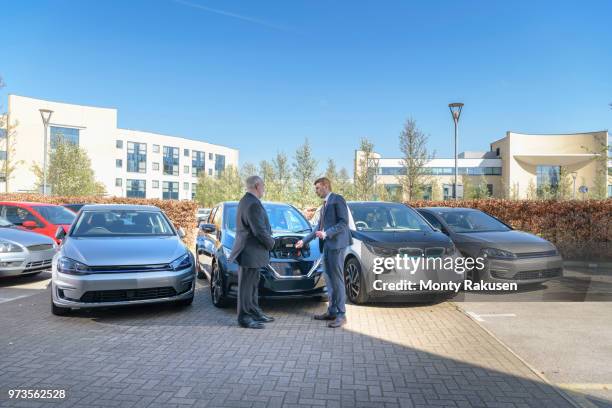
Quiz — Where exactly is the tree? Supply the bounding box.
[581,140,609,199]
[292,139,318,208]
[335,167,355,200]
[324,158,338,187]
[463,175,490,199]
[397,118,433,201]
[354,138,378,200]
[240,162,257,183]
[194,172,218,207]
[272,152,292,201]
[32,137,105,196]
[259,159,279,201]
[195,164,243,207]
[0,75,23,192]
[430,178,442,201]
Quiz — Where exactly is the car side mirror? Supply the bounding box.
[200,223,216,234]
[22,220,37,229]
[55,226,67,241]
[177,227,186,239]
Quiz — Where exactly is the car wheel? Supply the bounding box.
[210,262,230,308]
[51,301,71,316]
[344,257,369,304]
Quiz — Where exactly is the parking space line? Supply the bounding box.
[558,384,612,390]
[466,311,516,322]
[0,294,32,304]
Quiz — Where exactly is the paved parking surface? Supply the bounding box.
[0,277,575,408]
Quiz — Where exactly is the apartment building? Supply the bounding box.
[1,95,239,199]
[355,130,611,200]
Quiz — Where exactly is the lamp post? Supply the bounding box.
[448,102,464,200]
[369,156,380,200]
[570,171,578,199]
[39,109,53,195]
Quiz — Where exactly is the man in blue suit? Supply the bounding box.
[296,177,352,328]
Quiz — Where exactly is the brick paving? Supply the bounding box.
[0,282,573,407]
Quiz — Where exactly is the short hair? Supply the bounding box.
[245,175,263,190]
[314,177,331,189]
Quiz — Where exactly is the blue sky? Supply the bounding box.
[1,0,611,173]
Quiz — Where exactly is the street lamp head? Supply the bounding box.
[448,102,464,123]
[39,109,53,126]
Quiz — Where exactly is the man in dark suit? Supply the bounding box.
[228,175,276,329]
[296,177,352,328]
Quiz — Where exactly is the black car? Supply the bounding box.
[196,201,326,307]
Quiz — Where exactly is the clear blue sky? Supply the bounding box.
[2,0,611,173]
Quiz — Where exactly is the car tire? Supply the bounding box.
[344,257,369,304]
[210,262,230,308]
[196,249,206,280]
[51,302,71,316]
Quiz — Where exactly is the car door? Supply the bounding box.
[3,205,47,235]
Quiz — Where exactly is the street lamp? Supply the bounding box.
[448,102,464,200]
[570,171,578,199]
[39,109,53,195]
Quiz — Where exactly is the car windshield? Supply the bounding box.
[33,205,76,225]
[438,210,511,233]
[348,203,432,232]
[224,204,311,233]
[72,210,175,237]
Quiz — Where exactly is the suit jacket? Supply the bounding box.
[303,192,353,251]
[228,193,275,268]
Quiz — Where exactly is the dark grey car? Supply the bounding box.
[417,207,563,284]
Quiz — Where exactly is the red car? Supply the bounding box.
[0,202,76,244]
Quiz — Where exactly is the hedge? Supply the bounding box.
[409,199,611,261]
[0,194,199,249]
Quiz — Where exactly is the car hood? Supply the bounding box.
[352,230,452,248]
[0,227,55,246]
[62,236,187,266]
[455,230,555,252]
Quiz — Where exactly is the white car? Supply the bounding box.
[0,218,56,278]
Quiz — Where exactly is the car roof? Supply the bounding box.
[0,201,59,207]
[80,204,161,211]
[418,207,480,212]
[348,201,407,205]
[221,201,297,206]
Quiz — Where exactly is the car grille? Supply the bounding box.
[491,267,562,280]
[515,250,558,258]
[27,244,54,251]
[269,261,314,277]
[79,287,178,303]
[86,264,171,273]
[25,259,53,270]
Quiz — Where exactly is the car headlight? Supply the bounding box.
[222,246,232,259]
[170,253,193,271]
[57,257,91,275]
[0,241,23,253]
[481,247,516,259]
[363,242,396,257]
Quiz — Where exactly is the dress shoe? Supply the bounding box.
[314,312,337,321]
[238,318,265,329]
[327,316,347,328]
[253,313,275,323]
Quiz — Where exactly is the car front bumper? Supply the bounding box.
[51,267,195,308]
[0,248,55,278]
[482,255,564,284]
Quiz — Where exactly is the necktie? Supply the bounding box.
[319,200,327,231]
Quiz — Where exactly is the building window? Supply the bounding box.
[380,166,502,176]
[443,184,463,200]
[209,152,213,160]
[127,142,147,173]
[0,151,6,160]
[184,148,190,157]
[183,182,189,190]
[116,140,123,149]
[126,179,146,198]
[153,144,160,153]
[116,159,122,168]
[608,185,612,198]
[191,183,197,200]
[487,184,493,196]
[163,146,179,176]
[215,154,226,175]
[536,165,560,196]
[115,178,122,187]
[184,165,189,174]
[191,150,205,177]
[163,181,179,199]
[208,168,212,176]
[152,180,159,189]
[152,162,160,171]
[50,126,79,149]
[496,147,500,156]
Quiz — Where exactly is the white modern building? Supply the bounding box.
[1,95,239,199]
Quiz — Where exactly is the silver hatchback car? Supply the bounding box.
[51,204,195,315]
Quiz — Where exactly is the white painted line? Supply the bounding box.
[465,311,516,322]
[558,383,612,391]
[0,294,32,304]
[466,311,484,322]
